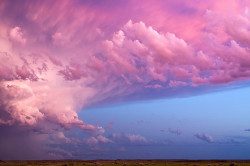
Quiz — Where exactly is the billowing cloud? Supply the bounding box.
[9,27,26,45]
[1,0,250,159]
[194,133,214,143]
[110,133,148,145]
[85,135,113,146]
[51,132,72,144]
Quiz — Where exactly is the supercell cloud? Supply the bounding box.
[1,0,250,159]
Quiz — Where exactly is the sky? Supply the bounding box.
[0,0,250,160]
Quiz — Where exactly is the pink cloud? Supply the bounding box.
[85,137,99,146]
[2,0,250,158]
[111,133,148,145]
[52,32,67,46]
[169,81,188,87]
[85,135,113,146]
[51,132,71,144]
[58,64,88,81]
[145,84,162,88]
[125,134,148,144]
[194,133,214,143]
[9,27,26,45]
[1,1,250,132]
[106,121,115,129]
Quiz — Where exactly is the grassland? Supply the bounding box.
[0,160,250,166]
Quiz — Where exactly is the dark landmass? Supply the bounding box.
[0,159,250,166]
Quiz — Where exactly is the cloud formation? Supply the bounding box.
[9,27,26,45]
[85,135,113,146]
[168,128,181,135]
[194,133,214,143]
[110,133,148,145]
[1,0,250,159]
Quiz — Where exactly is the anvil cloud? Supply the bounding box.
[1,0,250,159]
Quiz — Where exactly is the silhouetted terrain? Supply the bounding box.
[0,160,250,166]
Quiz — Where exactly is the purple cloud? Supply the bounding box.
[194,133,214,143]
[1,0,250,159]
[85,135,113,146]
[110,133,148,145]
[1,1,250,136]
[9,27,26,45]
[168,128,181,135]
[106,121,115,130]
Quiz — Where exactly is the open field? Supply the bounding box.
[1,160,250,166]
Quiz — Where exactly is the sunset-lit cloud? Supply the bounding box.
[194,133,214,143]
[1,0,250,159]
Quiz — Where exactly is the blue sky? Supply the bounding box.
[79,86,250,159]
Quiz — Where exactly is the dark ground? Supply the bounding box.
[1,160,250,166]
